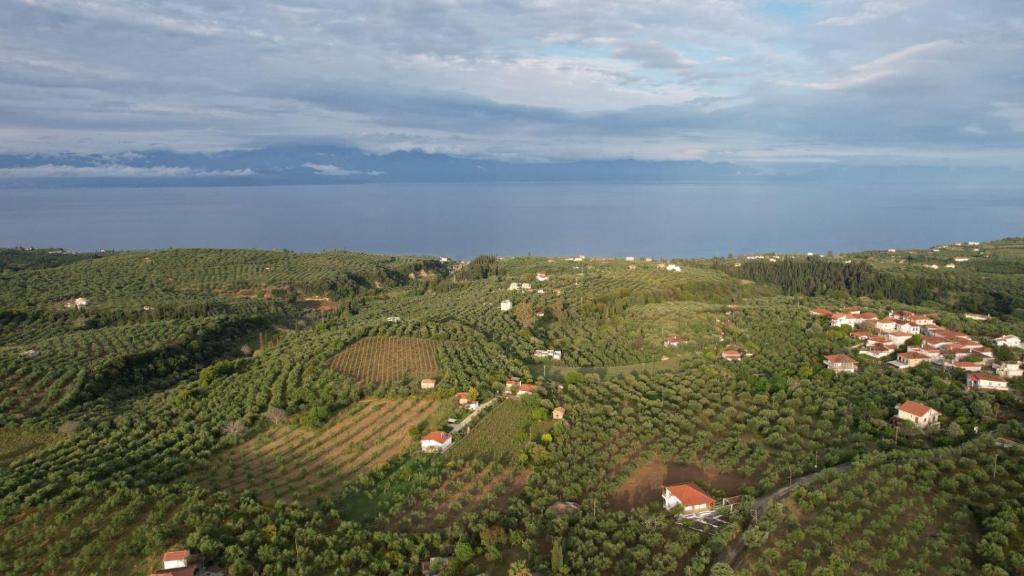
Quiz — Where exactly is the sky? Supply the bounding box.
[1,0,1023,167]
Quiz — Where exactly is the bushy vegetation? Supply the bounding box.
[0,241,1022,575]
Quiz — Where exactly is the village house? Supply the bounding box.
[967,372,1009,391]
[896,401,941,428]
[500,299,512,312]
[995,361,1022,379]
[948,361,983,372]
[420,431,453,452]
[662,483,716,515]
[721,349,743,362]
[150,549,197,576]
[516,383,537,396]
[964,313,991,321]
[851,330,873,341]
[830,312,877,328]
[420,378,436,390]
[859,346,893,359]
[504,377,521,395]
[663,335,681,348]
[875,317,897,332]
[535,272,549,282]
[886,332,914,346]
[824,354,858,374]
[891,351,928,369]
[455,392,470,405]
[385,316,401,323]
[894,320,922,334]
[533,349,562,361]
[809,307,832,317]
[666,264,682,272]
[994,335,1022,349]
[552,406,565,420]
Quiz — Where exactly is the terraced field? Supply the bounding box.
[207,397,442,502]
[328,336,439,384]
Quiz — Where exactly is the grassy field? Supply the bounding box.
[448,398,538,462]
[328,336,439,384]
[0,428,56,465]
[206,397,443,503]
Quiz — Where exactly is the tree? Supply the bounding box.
[551,537,564,573]
[710,563,735,576]
[508,560,531,576]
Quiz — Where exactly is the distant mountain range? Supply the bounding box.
[0,144,1019,188]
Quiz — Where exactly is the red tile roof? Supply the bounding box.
[421,431,451,444]
[665,483,716,508]
[825,354,856,364]
[899,401,937,418]
[517,383,537,393]
[969,373,1007,383]
[162,550,189,563]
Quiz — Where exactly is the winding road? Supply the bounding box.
[717,462,853,566]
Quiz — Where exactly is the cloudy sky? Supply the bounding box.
[1,0,1022,166]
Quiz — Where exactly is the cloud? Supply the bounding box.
[818,0,921,27]
[0,0,1020,167]
[800,40,958,91]
[0,164,254,178]
[303,163,382,176]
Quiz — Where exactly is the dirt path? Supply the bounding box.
[717,462,852,567]
[450,397,499,434]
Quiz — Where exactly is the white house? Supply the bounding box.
[896,401,941,428]
[666,264,682,272]
[967,372,1009,391]
[420,378,436,390]
[500,299,513,312]
[995,362,1022,379]
[994,335,1022,349]
[662,483,716,515]
[535,272,549,282]
[824,354,858,374]
[509,282,521,291]
[552,406,566,419]
[663,335,681,348]
[385,316,401,323]
[964,313,990,321]
[420,431,453,452]
[161,549,190,570]
[533,349,562,361]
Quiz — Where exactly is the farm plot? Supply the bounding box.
[447,399,537,462]
[207,397,442,503]
[387,461,530,531]
[328,336,438,384]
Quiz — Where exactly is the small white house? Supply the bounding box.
[535,272,549,282]
[967,372,1009,391]
[662,483,716,515]
[666,264,682,272]
[995,362,1022,379]
[420,431,453,452]
[420,378,437,390]
[162,549,190,570]
[500,299,513,312]
[994,335,1022,349]
[896,401,941,428]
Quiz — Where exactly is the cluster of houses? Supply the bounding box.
[151,549,203,576]
[813,307,1019,391]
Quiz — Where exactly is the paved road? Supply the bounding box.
[450,397,499,434]
[717,462,852,566]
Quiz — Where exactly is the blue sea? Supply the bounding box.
[1,182,1021,258]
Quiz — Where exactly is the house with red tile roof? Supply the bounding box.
[896,401,941,428]
[967,372,1009,391]
[420,431,453,452]
[454,392,470,405]
[824,354,858,373]
[809,307,832,317]
[150,549,197,576]
[663,335,681,347]
[721,349,742,362]
[662,483,716,514]
[516,383,537,395]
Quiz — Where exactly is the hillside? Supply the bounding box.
[1,241,1023,575]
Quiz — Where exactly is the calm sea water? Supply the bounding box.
[1,182,1021,259]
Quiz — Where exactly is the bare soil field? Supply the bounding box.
[609,457,752,510]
